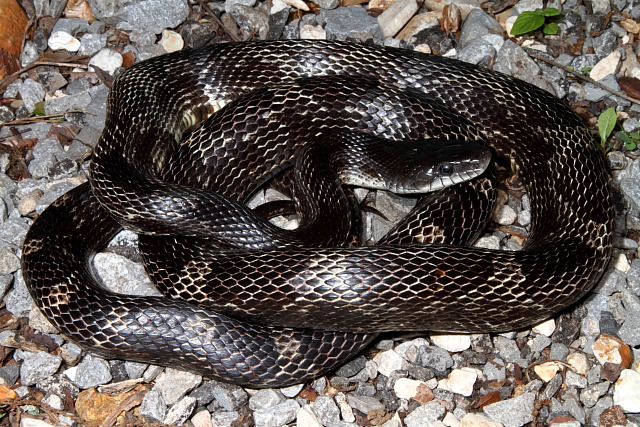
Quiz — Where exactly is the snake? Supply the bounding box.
[21,40,614,388]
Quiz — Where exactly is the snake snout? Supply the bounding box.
[392,140,492,193]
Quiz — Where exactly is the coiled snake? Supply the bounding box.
[21,40,614,387]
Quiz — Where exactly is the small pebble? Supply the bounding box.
[431,334,472,352]
[437,368,477,396]
[613,369,640,412]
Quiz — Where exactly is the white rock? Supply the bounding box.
[381,412,402,427]
[474,235,500,250]
[431,334,471,352]
[533,361,561,382]
[300,25,326,40]
[459,413,503,426]
[191,409,213,427]
[378,0,419,38]
[438,368,477,396]
[614,369,640,412]
[271,0,289,13]
[20,418,57,427]
[335,392,355,423]
[297,404,323,427]
[494,204,517,225]
[443,412,460,426]
[590,50,622,81]
[393,378,430,399]
[532,318,555,336]
[48,31,81,52]
[567,353,589,375]
[613,253,631,273]
[89,48,124,76]
[282,0,309,10]
[373,349,410,377]
[160,29,184,53]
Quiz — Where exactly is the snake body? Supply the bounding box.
[21,40,614,387]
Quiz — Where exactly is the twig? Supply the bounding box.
[527,52,640,105]
[0,110,91,128]
[0,61,90,93]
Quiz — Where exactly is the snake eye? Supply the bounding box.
[439,164,454,175]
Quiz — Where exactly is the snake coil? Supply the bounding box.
[22,40,613,387]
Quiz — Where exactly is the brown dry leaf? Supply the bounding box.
[0,0,29,79]
[620,19,639,34]
[64,0,94,21]
[413,383,435,404]
[0,384,19,401]
[599,405,627,427]
[121,50,136,68]
[472,390,501,409]
[47,123,80,146]
[550,415,578,423]
[618,76,640,100]
[440,3,461,35]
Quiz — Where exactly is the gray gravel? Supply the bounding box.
[1,0,640,425]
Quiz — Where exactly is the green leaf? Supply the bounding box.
[32,101,46,116]
[541,7,561,16]
[598,107,617,144]
[620,133,631,144]
[626,141,638,151]
[543,22,559,34]
[630,132,640,140]
[511,11,546,35]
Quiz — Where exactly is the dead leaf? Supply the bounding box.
[472,390,501,409]
[618,76,640,100]
[121,50,136,68]
[64,0,94,22]
[620,19,639,34]
[440,3,461,35]
[0,0,29,79]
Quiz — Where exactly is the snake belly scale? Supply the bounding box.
[21,40,614,387]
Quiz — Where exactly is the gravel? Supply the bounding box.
[1,0,640,425]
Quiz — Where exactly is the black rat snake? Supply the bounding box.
[21,40,613,387]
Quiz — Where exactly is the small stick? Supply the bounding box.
[527,52,640,105]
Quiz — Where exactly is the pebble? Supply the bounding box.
[296,404,323,427]
[431,334,472,352]
[88,48,124,75]
[590,50,622,81]
[252,399,299,427]
[393,378,431,399]
[164,396,197,425]
[592,334,632,368]
[18,351,63,387]
[248,389,285,410]
[534,361,562,382]
[377,0,419,37]
[567,353,590,375]
[191,409,214,427]
[613,369,640,412]
[153,368,202,405]
[483,392,536,427]
[70,354,112,389]
[140,390,167,421]
[373,348,410,377]
[47,31,81,52]
[403,400,445,426]
[4,1,640,426]
[438,367,477,396]
[460,412,503,426]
